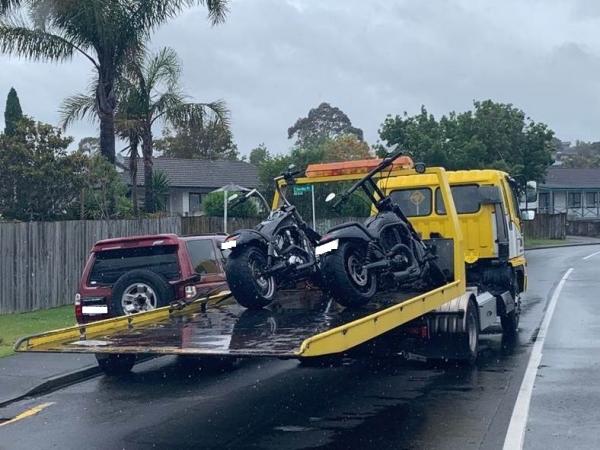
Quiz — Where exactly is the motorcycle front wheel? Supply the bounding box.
[226,246,276,309]
[322,242,377,307]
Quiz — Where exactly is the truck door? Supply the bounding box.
[501,178,525,259]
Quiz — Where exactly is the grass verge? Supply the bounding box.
[525,238,566,249]
[0,306,75,358]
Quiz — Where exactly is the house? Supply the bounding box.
[539,167,600,219]
[124,158,259,216]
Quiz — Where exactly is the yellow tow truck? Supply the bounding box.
[14,159,529,374]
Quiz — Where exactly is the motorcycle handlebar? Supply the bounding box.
[337,149,405,205]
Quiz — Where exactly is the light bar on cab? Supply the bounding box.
[305,157,414,178]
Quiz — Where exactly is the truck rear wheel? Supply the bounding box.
[322,242,377,307]
[451,299,480,364]
[96,354,136,376]
[226,246,276,310]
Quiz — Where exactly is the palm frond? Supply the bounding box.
[130,0,229,31]
[0,0,21,15]
[166,100,230,129]
[59,92,97,129]
[0,19,75,61]
[145,47,181,91]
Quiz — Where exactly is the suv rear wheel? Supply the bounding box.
[111,269,174,316]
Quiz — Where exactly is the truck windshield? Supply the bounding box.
[89,245,180,285]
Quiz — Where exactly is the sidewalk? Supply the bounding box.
[526,235,600,250]
[0,353,99,407]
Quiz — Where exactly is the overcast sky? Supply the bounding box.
[2,0,600,156]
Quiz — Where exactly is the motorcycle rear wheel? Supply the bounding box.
[322,242,377,307]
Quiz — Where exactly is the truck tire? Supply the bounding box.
[322,241,377,307]
[96,354,135,375]
[458,299,480,364]
[111,269,174,316]
[501,276,520,337]
[226,245,276,310]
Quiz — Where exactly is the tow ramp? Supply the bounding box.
[15,281,462,359]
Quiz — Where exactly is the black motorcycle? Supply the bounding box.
[317,151,446,307]
[222,167,322,309]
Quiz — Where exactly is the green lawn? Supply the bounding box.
[525,238,566,249]
[0,305,75,358]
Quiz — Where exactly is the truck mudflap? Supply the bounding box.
[15,281,463,359]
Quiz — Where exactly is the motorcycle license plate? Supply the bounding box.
[315,239,339,256]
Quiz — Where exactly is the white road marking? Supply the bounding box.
[503,267,574,450]
[583,250,600,260]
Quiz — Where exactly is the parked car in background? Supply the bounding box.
[75,234,228,323]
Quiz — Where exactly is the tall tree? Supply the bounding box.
[0,0,229,164]
[4,87,23,135]
[156,115,238,161]
[378,100,554,184]
[61,47,228,213]
[249,143,269,166]
[0,117,85,221]
[288,102,363,148]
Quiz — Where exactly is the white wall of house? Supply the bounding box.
[540,189,600,219]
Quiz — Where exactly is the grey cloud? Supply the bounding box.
[1,0,600,155]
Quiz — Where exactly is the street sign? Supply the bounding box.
[409,190,425,206]
[293,185,312,196]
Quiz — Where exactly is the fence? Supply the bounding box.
[0,218,180,314]
[567,219,600,238]
[12,212,569,314]
[0,215,365,314]
[522,213,567,240]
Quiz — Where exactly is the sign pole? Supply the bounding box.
[311,184,316,229]
[224,189,228,233]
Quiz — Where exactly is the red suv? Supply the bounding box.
[75,234,228,323]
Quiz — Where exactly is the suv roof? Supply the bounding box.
[93,233,227,252]
[93,234,181,252]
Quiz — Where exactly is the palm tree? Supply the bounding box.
[0,0,228,164]
[61,47,229,213]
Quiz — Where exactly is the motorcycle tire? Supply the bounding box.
[226,245,276,310]
[322,241,377,307]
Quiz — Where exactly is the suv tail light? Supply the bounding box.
[185,285,197,299]
[75,293,82,320]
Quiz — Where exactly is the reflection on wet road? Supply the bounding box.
[0,246,596,450]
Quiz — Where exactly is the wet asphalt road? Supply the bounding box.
[0,245,597,450]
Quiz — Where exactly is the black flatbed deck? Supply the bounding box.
[20,288,425,358]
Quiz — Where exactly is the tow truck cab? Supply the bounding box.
[381,170,531,297]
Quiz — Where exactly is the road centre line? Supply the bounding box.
[0,402,55,428]
[503,268,574,450]
[583,250,600,260]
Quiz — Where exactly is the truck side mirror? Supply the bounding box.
[521,210,535,221]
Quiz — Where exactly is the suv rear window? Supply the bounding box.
[186,240,219,274]
[89,245,180,285]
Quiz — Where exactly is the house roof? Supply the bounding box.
[124,158,259,189]
[541,167,600,189]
